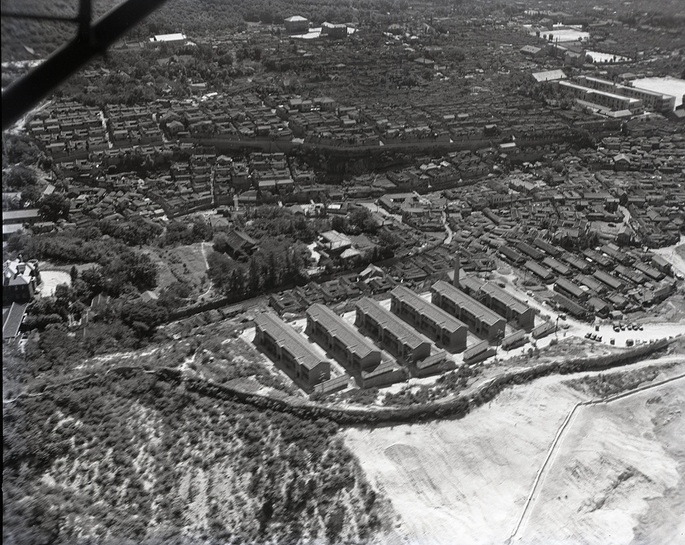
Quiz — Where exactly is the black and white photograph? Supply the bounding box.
[3,1,685,544]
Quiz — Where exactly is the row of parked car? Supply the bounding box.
[613,322,643,332]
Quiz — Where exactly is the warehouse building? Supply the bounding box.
[254,312,330,389]
[306,303,381,373]
[431,280,506,341]
[355,297,431,363]
[390,285,468,352]
[553,292,589,319]
[359,360,407,388]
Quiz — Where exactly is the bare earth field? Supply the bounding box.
[149,243,210,296]
[518,379,685,545]
[344,359,685,545]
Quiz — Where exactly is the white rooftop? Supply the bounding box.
[150,33,186,42]
[533,69,567,83]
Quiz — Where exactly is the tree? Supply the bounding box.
[3,134,41,166]
[248,255,261,293]
[5,165,37,189]
[348,207,378,234]
[120,301,169,332]
[39,193,70,222]
[20,185,43,206]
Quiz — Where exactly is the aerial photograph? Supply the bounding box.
[2,0,685,543]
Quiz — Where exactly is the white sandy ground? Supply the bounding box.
[38,270,72,296]
[516,377,685,545]
[344,357,685,545]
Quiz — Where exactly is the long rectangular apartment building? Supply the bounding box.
[576,76,676,113]
[355,297,431,363]
[459,276,534,330]
[558,80,643,114]
[478,282,535,330]
[306,303,381,373]
[431,280,506,341]
[254,312,330,388]
[390,285,468,352]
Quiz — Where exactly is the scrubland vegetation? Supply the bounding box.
[3,372,386,545]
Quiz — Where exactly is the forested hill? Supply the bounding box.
[3,364,389,545]
[1,0,417,63]
[4,0,684,63]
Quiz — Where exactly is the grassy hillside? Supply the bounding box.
[3,367,386,544]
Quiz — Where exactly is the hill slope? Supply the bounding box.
[3,369,388,545]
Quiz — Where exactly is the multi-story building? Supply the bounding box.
[355,297,431,363]
[430,281,506,341]
[390,286,468,352]
[306,303,381,373]
[254,312,330,388]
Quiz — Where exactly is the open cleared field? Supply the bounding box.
[344,358,685,545]
[37,270,71,296]
[519,378,685,545]
[148,243,210,296]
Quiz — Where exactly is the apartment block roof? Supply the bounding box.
[356,297,429,351]
[254,312,326,371]
[391,285,467,333]
[431,281,505,328]
[479,282,531,316]
[307,303,379,360]
[459,275,484,294]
